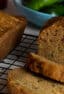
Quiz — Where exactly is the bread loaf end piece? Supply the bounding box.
[0,12,27,59]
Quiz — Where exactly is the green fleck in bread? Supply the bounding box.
[8,68,64,94]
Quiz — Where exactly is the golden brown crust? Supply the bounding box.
[39,16,64,34]
[37,16,64,43]
[15,16,27,29]
[26,53,64,83]
[0,12,27,59]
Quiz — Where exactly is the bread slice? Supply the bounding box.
[0,12,26,59]
[26,53,64,83]
[38,16,64,64]
[8,67,64,94]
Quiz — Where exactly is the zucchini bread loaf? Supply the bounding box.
[8,68,64,94]
[26,17,64,83]
[38,16,64,64]
[0,12,26,59]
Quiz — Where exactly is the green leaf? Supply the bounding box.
[24,0,63,10]
[42,4,64,16]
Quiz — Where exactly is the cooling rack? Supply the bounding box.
[0,33,38,94]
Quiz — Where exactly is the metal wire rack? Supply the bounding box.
[0,33,38,94]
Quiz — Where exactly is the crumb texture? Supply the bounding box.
[38,16,64,64]
[8,68,64,94]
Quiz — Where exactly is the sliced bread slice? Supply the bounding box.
[26,53,64,83]
[8,68,64,94]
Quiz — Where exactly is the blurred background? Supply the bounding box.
[0,0,64,27]
[1,0,64,27]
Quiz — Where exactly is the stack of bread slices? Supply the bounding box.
[8,16,64,94]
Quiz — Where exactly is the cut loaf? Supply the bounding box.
[38,16,64,64]
[8,68,64,94]
[0,12,26,59]
[26,16,64,83]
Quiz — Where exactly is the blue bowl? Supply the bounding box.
[14,0,56,27]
